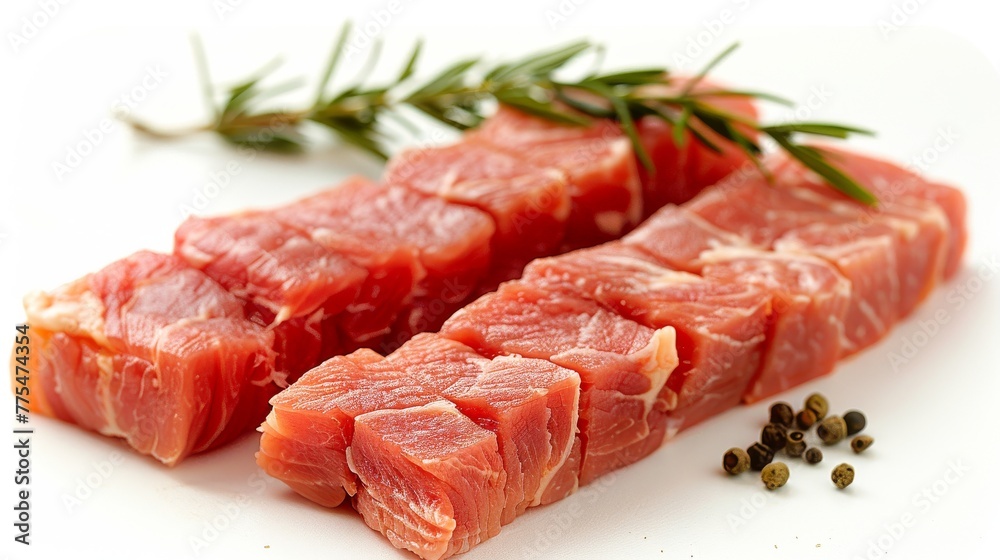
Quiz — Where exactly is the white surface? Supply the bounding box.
[2,2,1000,559]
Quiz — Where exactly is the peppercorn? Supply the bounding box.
[769,402,795,428]
[796,408,818,430]
[832,463,855,489]
[851,435,874,454]
[747,442,774,471]
[785,430,806,458]
[805,393,829,420]
[817,416,848,445]
[805,447,823,464]
[761,462,789,490]
[723,447,751,474]
[843,410,866,435]
[761,423,788,451]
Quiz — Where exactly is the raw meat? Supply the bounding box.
[440,282,678,485]
[23,251,276,465]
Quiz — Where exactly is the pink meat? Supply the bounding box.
[470,105,643,247]
[350,402,506,560]
[522,243,770,434]
[25,251,276,465]
[440,282,678,486]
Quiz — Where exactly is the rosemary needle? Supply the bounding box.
[126,30,878,205]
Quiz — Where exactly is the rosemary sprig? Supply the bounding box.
[126,32,878,204]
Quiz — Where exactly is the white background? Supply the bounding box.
[2,1,999,559]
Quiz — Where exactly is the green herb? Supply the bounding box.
[126,30,878,204]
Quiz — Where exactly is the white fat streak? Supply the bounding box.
[23,282,108,346]
[631,326,679,419]
[532,385,580,507]
[94,352,126,439]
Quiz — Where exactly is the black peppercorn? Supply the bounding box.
[762,462,789,490]
[805,447,823,464]
[723,447,751,474]
[769,402,795,428]
[785,431,806,458]
[843,410,866,436]
[796,408,818,430]
[805,393,829,420]
[832,463,855,489]
[851,435,874,454]
[747,442,774,471]
[817,416,848,445]
[761,423,788,451]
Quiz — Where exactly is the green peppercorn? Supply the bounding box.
[817,416,848,445]
[769,402,795,428]
[805,393,829,420]
[761,423,788,451]
[796,408,818,430]
[723,447,751,474]
[785,430,806,458]
[843,410,866,436]
[747,442,774,471]
[832,463,855,489]
[761,462,789,490]
[805,447,823,464]
[851,435,874,454]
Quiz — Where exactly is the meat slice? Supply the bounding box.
[769,151,957,313]
[257,348,437,508]
[678,181,903,354]
[440,282,678,485]
[622,202,853,403]
[470,106,643,246]
[24,251,276,465]
[383,335,580,524]
[699,248,852,403]
[385,139,571,260]
[174,212,367,377]
[257,333,579,528]
[271,177,495,351]
[774,146,967,279]
[522,243,770,434]
[350,401,505,560]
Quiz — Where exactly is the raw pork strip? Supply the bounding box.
[772,146,967,279]
[257,333,580,527]
[439,282,678,486]
[22,251,276,465]
[470,105,643,247]
[624,199,852,402]
[269,176,496,352]
[768,150,957,313]
[175,212,367,378]
[350,401,506,560]
[521,243,770,434]
[385,139,571,261]
[678,180,903,354]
